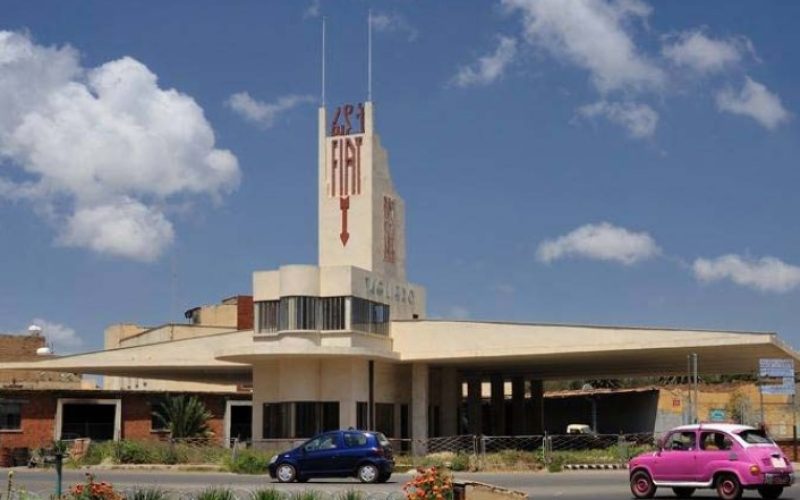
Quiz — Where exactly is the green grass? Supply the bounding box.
[223,449,274,474]
[250,489,285,500]
[127,488,171,500]
[194,487,237,500]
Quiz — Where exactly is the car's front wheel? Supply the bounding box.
[757,486,784,499]
[357,463,379,483]
[672,487,695,498]
[276,463,297,483]
[630,470,656,499]
[716,474,743,500]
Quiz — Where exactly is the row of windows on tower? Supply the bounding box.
[255,296,390,335]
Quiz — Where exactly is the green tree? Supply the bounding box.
[152,395,213,438]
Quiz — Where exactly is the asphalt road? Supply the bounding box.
[3,468,798,500]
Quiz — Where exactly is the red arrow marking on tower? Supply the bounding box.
[339,196,350,246]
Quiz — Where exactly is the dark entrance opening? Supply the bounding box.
[62,403,116,441]
[230,405,252,442]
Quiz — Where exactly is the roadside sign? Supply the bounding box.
[760,358,795,378]
[758,358,796,395]
[709,408,726,422]
[761,377,796,395]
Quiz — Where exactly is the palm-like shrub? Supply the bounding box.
[152,395,213,439]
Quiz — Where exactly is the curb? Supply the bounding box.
[563,464,628,470]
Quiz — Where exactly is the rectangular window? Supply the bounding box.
[375,403,395,438]
[263,403,290,439]
[321,297,346,330]
[0,403,21,431]
[356,401,368,430]
[255,301,279,333]
[292,402,340,438]
[351,297,390,335]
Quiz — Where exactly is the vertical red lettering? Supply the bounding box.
[330,139,338,196]
[354,136,363,194]
[344,104,354,135]
[338,137,344,196]
[357,103,365,133]
[345,138,357,195]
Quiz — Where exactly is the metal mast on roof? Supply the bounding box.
[321,16,326,106]
[368,9,372,102]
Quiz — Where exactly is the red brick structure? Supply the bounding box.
[0,389,250,453]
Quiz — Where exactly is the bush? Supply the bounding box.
[289,491,325,500]
[68,473,124,500]
[113,441,159,464]
[127,488,171,500]
[449,453,470,472]
[224,449,272,474]
[194,488,236,500]
[251,489,284,500]
[336,490,365,500]
[403,467,454,500]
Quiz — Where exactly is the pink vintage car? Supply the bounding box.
[629,424,794,499]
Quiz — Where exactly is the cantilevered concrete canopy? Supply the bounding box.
[0,330,254,384]
[392,320,800,378]
[1,320,797,383]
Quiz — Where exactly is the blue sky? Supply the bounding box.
[0,1,798,355]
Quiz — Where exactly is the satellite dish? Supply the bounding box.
[28,325,43,336]
[36,346,52,356]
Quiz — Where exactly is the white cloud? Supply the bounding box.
[715,76,790,130]
[0,31,240,261]
[30,318,83,354]
[58,199,174,262]
[693,254,800,293]
[303,0,321,19]
[578,100,658,138]
[370,12,418,42]
[537,222,660,265]
[452,36,517,87]
[226,92,314,128]
[662,30,750,74]
[503,0,664,93]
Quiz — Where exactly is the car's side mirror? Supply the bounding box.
[656,437,665,450]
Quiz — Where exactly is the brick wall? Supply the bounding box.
[236,296,254,330]
[0,390,250,452]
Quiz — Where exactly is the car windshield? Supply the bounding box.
[736,429,773,444]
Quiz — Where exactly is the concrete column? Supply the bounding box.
[530,379,544,434]
[467,377,482,435]
[440,367,459,437]
[511,376,525,435]
[411,363,429,455]
[491,375,506,435]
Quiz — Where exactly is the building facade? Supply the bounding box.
[2,101,798,447]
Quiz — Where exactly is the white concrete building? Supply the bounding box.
[3,102,799,443]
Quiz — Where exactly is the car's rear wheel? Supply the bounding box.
[357,463,379,483]
[672,487,695,498]
[757,486,784,499]
[276,463,297,483]
[716,474,743,500]
[630,470,657,499]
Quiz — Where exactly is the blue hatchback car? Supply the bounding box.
[268,430,394,483]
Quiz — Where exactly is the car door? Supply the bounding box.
[299,432,343,475]
[653,431,698,482]
[340,431,370,473]
[695,431,736,483]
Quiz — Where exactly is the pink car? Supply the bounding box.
[629,424,794,500]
